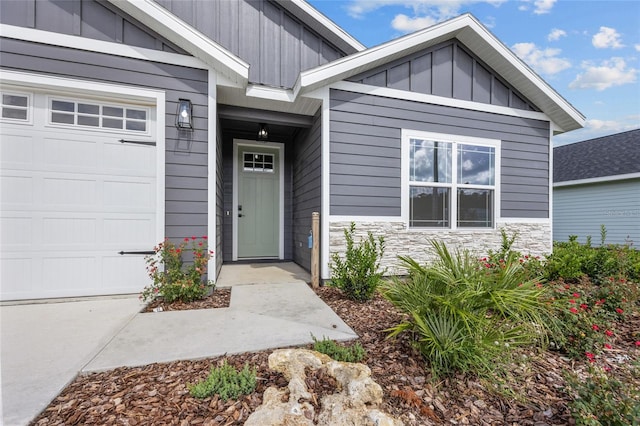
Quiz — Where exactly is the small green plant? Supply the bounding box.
[565,366,640,425]
[381,241,553,378]
[329,222,386,301]
[141,236,214,303]
[188,361,257,401]
[312,335,366,363]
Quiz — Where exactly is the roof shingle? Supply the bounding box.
[553,128,640,183]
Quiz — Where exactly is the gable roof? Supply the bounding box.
[296,13,584,134]
[554,128,640,184]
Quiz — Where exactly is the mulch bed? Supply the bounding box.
[31,286,639,426]
[142,288,231,313]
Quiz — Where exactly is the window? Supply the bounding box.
[243,152,274,173]
[1,92,30,122]
[49,98,148,132]
[403,131,499,229]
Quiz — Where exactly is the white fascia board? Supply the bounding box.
[107,0,249,84]
[0,24,208,70]
[246,84,295,102]
[329,81,550,122]
[277,0,365,53]
[554,172,640,187]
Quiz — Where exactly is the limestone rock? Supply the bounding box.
[244,348,403,426]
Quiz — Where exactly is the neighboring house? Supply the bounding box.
[553,129,640,246]
[0,0,584,301]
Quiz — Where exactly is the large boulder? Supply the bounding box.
[245,348,403,426]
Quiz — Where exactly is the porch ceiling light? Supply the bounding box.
[258,123,269,140]
[176,99,193,130]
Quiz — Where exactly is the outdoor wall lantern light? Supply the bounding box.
[257,123,269,140]
[176,99,193,130]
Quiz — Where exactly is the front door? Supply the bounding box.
[237,145,280,258]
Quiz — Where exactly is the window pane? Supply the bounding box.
[458,189,493,227]
[52,100,74,112]
[78,103,99,115]
[126,109,146,120]
[126,120,146,131]
[51,112,74,124]
[78,115,99,127]
[3,94,28,107]
[103,118,123,129]
[458,144,495,185]
[410,139,452,183]
[2,108,27,120]
[410,186,450,228]
[103,106,123,117]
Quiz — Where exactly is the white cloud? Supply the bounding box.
[635,44,640,52]
[592,26,624,49]
[346,0,506,23]
[511,42,571,75]
[533,0,556,14]
[391,14,437,32]
[553,116,640,145]
[547,28,566,42]
[569,58,637,91]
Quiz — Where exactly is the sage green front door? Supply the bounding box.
[237,146,280,258]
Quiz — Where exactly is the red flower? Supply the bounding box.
[585,352,595,361]
[595,299,605,306]
[604,343,612,350]
[572,293,580,298]
[592,324,599,331]
[615,308,624,314]
[191,236,197,240]
[605,330,614,337]
[198,242,203,246]
[604,366,611,372]
[184,238,190,242]
[569,299,576,304]
[176,249,181,254]
[569,307,578,314]
[580,303,589,310]
[202,235,208,239]
[564,284,571,289]
[635,341,640,346]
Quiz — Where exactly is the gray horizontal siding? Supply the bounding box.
[0,0,184,53]
[349,40,538,112]
[553,180,640,245]
[0,37,209,242]
[155,0,347,88]
[329,89,550,218]
[292,111,322,271]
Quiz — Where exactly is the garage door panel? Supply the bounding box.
[0,90,158,301]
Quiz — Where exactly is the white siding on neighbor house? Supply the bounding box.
[553,179,640,246]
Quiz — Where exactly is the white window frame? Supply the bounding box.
[401,129,501,230]
[46,96,151,135]
[0,90,33,124]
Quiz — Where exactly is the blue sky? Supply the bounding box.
[308,0,640,145]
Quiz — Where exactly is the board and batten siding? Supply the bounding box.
[348,40,538,112]
[553,179,640,246]
[215,120,224,276]
[292,111,322,271]
[329,89,550,218]
[155,0,346,88]
[0,37,210,242]
[0,0,185,53]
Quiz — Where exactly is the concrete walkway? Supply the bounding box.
[1,263,357,425]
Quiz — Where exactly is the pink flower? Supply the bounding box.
[572,293,580,298]
[604,343,612,350]
[605,330,614,337]
[604,366,611,372]
[615,308,624,314]
[592,324,599,331]
[635,341,640,346]
[569,307,578,314]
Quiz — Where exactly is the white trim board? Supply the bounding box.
[553,172,640,187]
[320,88,331,280]
[207,70,218,282]
[232,140,285,261]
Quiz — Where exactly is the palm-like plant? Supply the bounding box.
[381,241,555,377]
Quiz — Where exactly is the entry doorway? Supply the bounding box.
[232,140,284,260]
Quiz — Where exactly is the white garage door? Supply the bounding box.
[1,90,158,301]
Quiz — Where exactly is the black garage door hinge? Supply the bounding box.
[119,139,156,146]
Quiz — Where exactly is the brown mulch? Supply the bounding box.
[31,286,639,426]
[142,288,231,313]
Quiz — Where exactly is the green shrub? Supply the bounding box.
[381,241,553,378]
[329,222,386,301]
[312,335,366,363]
[565,366,640,425]
[188,361,257,400]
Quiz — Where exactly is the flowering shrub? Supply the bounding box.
[141,236,214,303]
